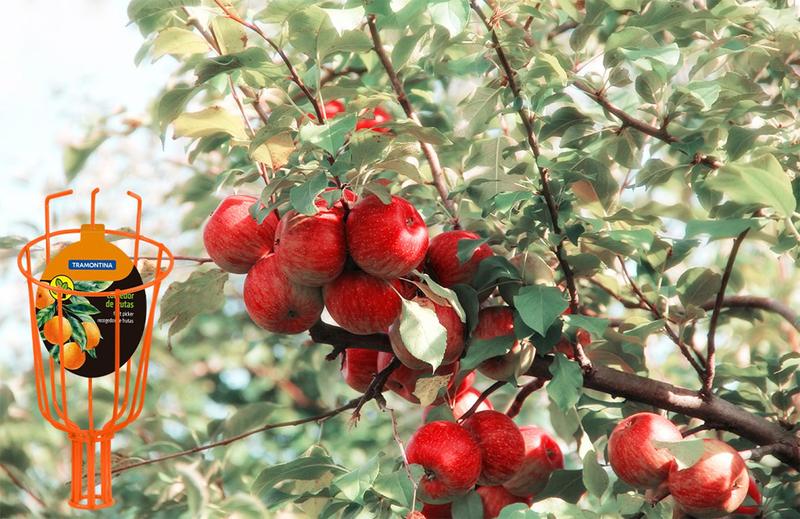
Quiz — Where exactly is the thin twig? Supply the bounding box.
[351,357,401,423]
[703,229,749,398]
[137,255,214,264]
[211,0,325,122]
[111,400,358,475]
[618,258,707,378]
[470,2,586,370]
[682,422,719,438]
[366,14,458,226]
[389,409,418,510]
[505,378,545,418]
[573,82,722,169]
[740,443,787,461]
[457,380,506,422]
[0,462,46,507]
[699,295,800,332]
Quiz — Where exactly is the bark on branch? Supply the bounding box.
[310,322,800,471]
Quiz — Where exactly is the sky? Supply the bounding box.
[0,0,188,366]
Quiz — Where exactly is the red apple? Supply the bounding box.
[389,297,465,370]
[340,348,379,393]
[202,195,279,274]
[608,412,682,489]
[243,254,323,334]
[462,410,525,486]
[406,421,482,504]
[476,486,532,519]
[426,230,493,287]
[377,352,458,404]
[502,426,563,498]
[668,439,749,518]
[346,194,429,279]
[356,106,392,133]
[452,387,494,420]
[324,271,408,334]
[419,502,451,519]
[308,99,345,121]
[274,204,347,287]
[471,306,534,381]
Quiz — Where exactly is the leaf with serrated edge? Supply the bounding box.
[413,375,451,407]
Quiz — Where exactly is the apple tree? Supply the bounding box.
[3,0,800,517]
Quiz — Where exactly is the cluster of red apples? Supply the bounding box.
[403,378,563,519]
[609,412,761,518]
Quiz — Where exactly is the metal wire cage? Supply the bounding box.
[16,189,174,509]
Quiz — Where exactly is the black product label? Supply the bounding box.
[37,268,147,378]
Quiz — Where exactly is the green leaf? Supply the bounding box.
[195,48,282,85]
[582,450,609,497]
[0,385,14,417]
[299,114,357,155]
[73,280,113,292]
[462,87,501,136]
[652,438,705,470]
[452,490,483,519]
[250,131,295,171]
[64,135,109,181]
[127,0,199,36]
[706,154,795,217]
[539,107,591,141]
[534,469,586,503]
[65,301,101,315]
[427,0,469,36]
[461,335,515,371]
[333,454,380,503]
[725,127,759,161]
[173,107,248,140]
[497,504,546,518]
[677,268,721,307]
[547,353,583,411]
[210,17,247,54]
[635,158,685,187]
[397,299,447,371]
[0,235,27,249]
[151,28,209,61]
[564,315,608,337]
[36,305,56,328]
[322,6,364,34]
[456,237,489,264]
[288,6,338,58]
[156,85,198,134]
[289,172,329,215]
[66,314,87,349]
[158,269,228,339]
[387,121,451,145]
[684,219,762,240]
[514,285,569,336]
[252,455,346,497]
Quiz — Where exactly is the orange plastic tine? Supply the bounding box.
[103,292,125,430]
[87,378,94,432]
[25,251,69,432]
[90,188,100,225]
[116,279,162,427]
[44,190,73,263]
[100,439,112,500]
[19,229,175,297]
[86,437,96,507]
[127,191,142,264]
[70,439,82,503]
[120,247,164,427]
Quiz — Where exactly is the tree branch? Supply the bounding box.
[573,82,722,169]
[703,229,749,397]
[351,357,401,422]
[618,258,707,378]
[110,400,358,475]
[366,14,459,226]
[470,2,586,370]
[526,356,800,471]
[211,0,326,123]
[0,462,45,507]
[700,295,800,332]
[309,323,800,470]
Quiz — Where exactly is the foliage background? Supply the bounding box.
[1,0,800,518]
